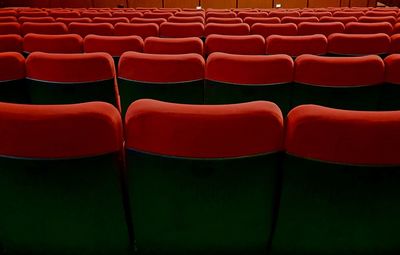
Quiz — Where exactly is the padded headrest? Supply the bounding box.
[92,17,129,25]
[206,52,293,85]
[21,22,68,36]
[144,36,204,55]
[237,12,269,19]
[345,21,393,34]
[84,35,143,56]
[18,11,49,17]
[205,23,250,36]
[328,33,390,55]
[56,17,92,25]
[385,54,400,84]
[251,23,298,37]
[366,10,398,17]
[295,54,384,86]
[114,23,159,38]
[68,22,114,37]
[205,34,265,55]
[358,15,397,25]
[266,34,327,57]
[281,16,319,25]
[301,11,332,18]
[206,17,243,23]
[18,16,55,23]
[0,16,17,22]
[298,22,345,36]
[319,16,358,24]
[112,11,144,19]
[143,12,173,19]
[0,34,23,53]
[26,52,115,83]
[119,51,204,83]
[81,11,112,18]
[175,11,205,18]
[0,10,17,16]
[286,104,400,165]
[0,102,122,158]
[0,52,25,81]
[131,17,167,25]
[168,16,205,23]
[268,11,300,18]
[125,99,284,158]
[333,11,365,18]
[206,11,237,18]
[23,33,83,54]
[244,17,281,26]
[0,22,21,35]
[159,22,204,37]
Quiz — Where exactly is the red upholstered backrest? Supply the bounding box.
[159,22,204,37]
[205,34,265,55]
[0,16,17,22]
[125,99,284,158]
[81,11,112,18]
[18,16,55,23]
[168,16,205,23]
[144,37,204,55]
[266,34,327,57]
[84,35,143,56]
[333,11,365,18]
[281,16,319,25]
[131,17,167,25]
[206,11,236,19]
[49,11,81,18]
[68,22,114,37]
[204,23,250,36]
[175,11,205,18]
[286,104,400,165]
[358,16,397,25]
[251,23,297,38]
[18,11,49,17]
[0,10,17,17]
[114,23,159,38]
[295,54,384,87]
[390,34,400,53]
[206,52,293,85]
[385,54,400,85]
[112,11,143,19]
[92,17,129,25]
[269,11,300,18]
[143,12,173,19]
[56,17,92,25]
[26,52,115,83]
[237,11,269,19]
[0,52,25,81]
[319,16,357,24]
[328,33,390,55]
[23,33,83,54]
[301,11,332,18]
[0,34,23,53]
[0,102,122,159]
[206,17,243,24]
[244,17,280,27]
[345,22,393,35]
[119,52,204,83]
[0,22,21,35]
[366,10,398,17]
[21,22,67,36]
[298,22,345,36]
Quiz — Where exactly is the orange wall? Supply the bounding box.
[276,0,307,8]
[201,0,236,9]
[309,0,340,7]
[238,0,273,8]
[164,0,199,8]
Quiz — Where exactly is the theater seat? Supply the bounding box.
[0,16,17,22]
[21,22,68,36]
[159,22,204,38]
[272,104,400,255]
[281,16,319,25]
[26,52,119,107]
[23,33,83,54]
[328,33,390,56]
[92,17,129,25]
[205,34,265,55]
[0,34,23,52]
[0,52,28,103]
[18,16,55,23]
[206,17,243,24]
[345,21,393,34]
[319,16,358,24]
[244,17,281,27]
[358,15,397,25]
[266,34,327,57]
[118,52,204,116]
[168,16,205,23]
[298,22,345,36]
[56,17,92,25]
[251,23,297,38]
[292,54,384,110]
[0,101,129,254]
[131,17,167,26]
[205,52,294,114]
[381,54,400,110]
[144,37,204,55]
[68,22,114,37]
[205,23,250,36]
[125,99,283,254]
[114,23,159,38]
[0,22,21,35]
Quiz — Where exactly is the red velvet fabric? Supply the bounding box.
[244,17,280,27]
[144,37,203,55]
[286,104,400,165]
[205,23,250,36]
[0,34,23,53]
[18,16,55,23]
[328,33,390,55]
[0,52,25,81]
[345,22,393,35]
[319,16,357,24]
[114,23,159,38]
[168,16,204,23]
[251,23,297,38]
[268,11,300,18]
[143,12,173,19]
[68,22,114,37]
[358,16,397,25]
[125,99,284,158]
[205,34,265,55]
[0,22,21,35]
[266,34,327,56]
[56,18,92,25]
[84,35,143,56]
[131,17,167,25]
[21,22,68,36]
[281,16,319,25]
[298,22,345,36]
[384,54,400,84]
[23,33,83,54]
[92,17,129,25]
[159,22,204,37]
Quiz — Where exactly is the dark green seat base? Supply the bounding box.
[0,80,30,104]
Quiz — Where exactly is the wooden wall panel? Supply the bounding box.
[201,0,236,9]
[309,0,340,7]
[94,0,125,7]
[51,0,93,8]
[350,0,368,6]
[341,0,350,6]
[165,0,199,8]
[275,0,307,8]
[129,0,162,7]
[238,0,272,8]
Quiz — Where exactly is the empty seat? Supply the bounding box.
[144,37,203,55]
[333,11,365,18]
[292,54,384,110]
[131,17,167,25]
[56,17,92,25]
[393,22,400,34]
[125,99,283,254]
[0,101,128,254]
[205,52,293,114]
[205,34,265,55]
[175,11,205,18]
[49,10,81,18]
[168,16,205,23]
[0,10,17,17]
[92,17,129,25]
[319,16,358,24]
[26,52,119,107]
[143,12,173,19]
[112,11,143,19]
[21,22,67,36]
[0,52,28,103]
[81,11,112,18]
[328,33,390,56]
[114,23,159,38]
[366,10,398,17]
[266,34,327,57]
[358,15,397,25]
[281,16,318,25]
[23,33,83,54]
[159,22,204,37]
[118,52,204,115]
[298,22,345,36]
[272,104,400,255]
[244,17,280,27]
[84,35,143,63]
[390,34,400,53]
[206,11,236,19]
[237,11,269,19]
[18,11,49,17]
[251,23,297,38]
[18,16,55,23]
[0,22,21,35]
[0,16,17,22]
[0,34,23,52]
[269,11,300,18]
[68,22,114,37]
[206,17,243,23]
[205,23,250,36]
[301,11,332,18]
[381,54,400,110]
[345,22,393,34]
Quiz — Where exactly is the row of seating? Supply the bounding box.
[2,33,400,57]
[2,51,400,115]
[0,98,398,255]
[0,20,399,37]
